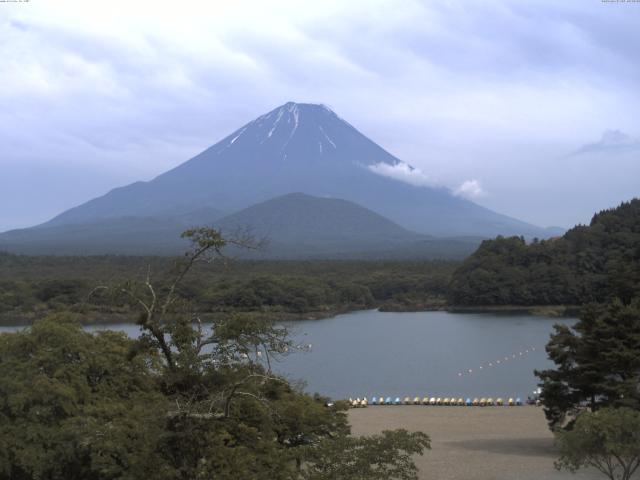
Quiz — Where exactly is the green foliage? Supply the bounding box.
[555,407,640,480]
[0,314,167,480]
[449,199,640,306]
[536,298,640,429]
[301,429,430,480]
[0,254,455,324]
[0,228,432,479]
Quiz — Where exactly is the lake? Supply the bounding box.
[1,310,574,401]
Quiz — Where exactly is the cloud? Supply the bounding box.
[368,163,487,203]
[368,161,434,187]
[454,180,486,199]
[1,0,640,230]
[571,130,640,156]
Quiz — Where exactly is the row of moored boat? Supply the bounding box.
[349,396,524,407]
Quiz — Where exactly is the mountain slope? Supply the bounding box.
[216,192,420,246]
[0,209,223,255]
[449,198,640,305]
[213,193,480,259]
[0,193,481,258]
[38,102,553,239]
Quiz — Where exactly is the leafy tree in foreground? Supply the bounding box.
[0,315,167,480]
[301,429,430,480]
[555,408,640,480]
[536,298,640,429]
[0,227,431,479]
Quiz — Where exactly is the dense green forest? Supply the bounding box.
[0,254,455,325]
[3,199,639,325]
[0,229,431,479]
[449,199,640,306]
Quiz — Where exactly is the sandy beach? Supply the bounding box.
[349,406,626,480]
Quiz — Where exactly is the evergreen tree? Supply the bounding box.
[536,298,640,429]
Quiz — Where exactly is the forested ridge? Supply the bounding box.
[3,199,639,325]
[0,256,454,325]
[449,199,640,306]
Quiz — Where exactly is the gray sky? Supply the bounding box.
[1,0,639,232]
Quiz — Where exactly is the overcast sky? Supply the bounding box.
[1,0,639,232]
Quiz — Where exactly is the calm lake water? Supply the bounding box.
[1,310,575,400]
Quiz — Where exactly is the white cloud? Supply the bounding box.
[1,0,640,229]
[454,179,485,199]
[368,161,434,187]
[571,129,640,156]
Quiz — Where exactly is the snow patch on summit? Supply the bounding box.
[229,127,247,145]
[319,126,336,149]
[263,108,284,143]
[281,103,300,151]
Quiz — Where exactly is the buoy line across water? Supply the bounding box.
[456,346,538,378]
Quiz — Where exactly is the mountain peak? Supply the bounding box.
[215,101,347,157]
[280,101,334,111]
[31,102,554,241]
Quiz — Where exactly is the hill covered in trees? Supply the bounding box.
[0,255,455,325]
[448,199,640,306]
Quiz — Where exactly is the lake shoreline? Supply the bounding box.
[0,303,580,327]
[3,310,572,400]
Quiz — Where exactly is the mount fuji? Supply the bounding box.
[0,102,558,257]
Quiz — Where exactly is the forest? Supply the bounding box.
[2,199,639,326]
[0,254,455,325]
[0,228,432,479]
[448,199,640,306]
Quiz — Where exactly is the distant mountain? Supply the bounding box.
[1,101,557,256]
[217,192,419,245]
[0,193,481,258]
[38,102,551,238]
[214,192,479,259]
[0,209,222,255]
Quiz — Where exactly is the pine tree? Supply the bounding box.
[536,298,640,428]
